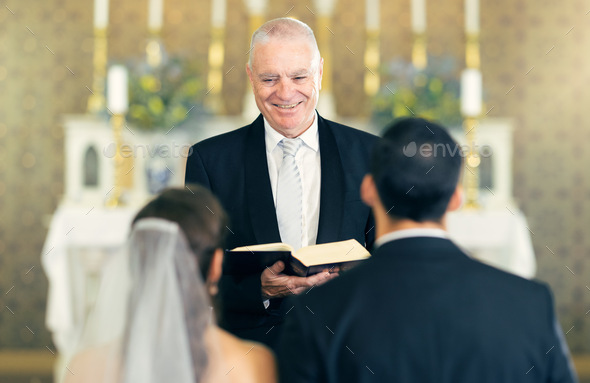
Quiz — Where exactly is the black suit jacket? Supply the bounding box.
[278,237,577,383]
[185,113,377,348]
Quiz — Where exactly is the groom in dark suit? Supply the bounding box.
[185,18,376,349]
[278,117,577,382]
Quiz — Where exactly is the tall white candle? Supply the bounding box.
[148,0,164,31]
[465,0,479,33]
[461,69,482,117]
[211,0,227,28]
[107,65,129,114]
[365,0,380,30]
[411,0,426,34]
[94,0,109,29]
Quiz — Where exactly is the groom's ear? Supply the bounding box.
[361,174,377,207]
[207,248,224,284]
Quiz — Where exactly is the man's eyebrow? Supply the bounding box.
[258,73,279,79]
[290,70,310,76]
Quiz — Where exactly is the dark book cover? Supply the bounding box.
[223,250,365,277]
[223,250,294,275]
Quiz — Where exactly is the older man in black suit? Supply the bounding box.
[185,18,377,349]
[278,117,577,383]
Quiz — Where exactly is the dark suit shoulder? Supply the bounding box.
[463,255,554,308]
[304,237,550,308]
[447,244,548,291]
[320,117,378,147]
[192,124,250,154]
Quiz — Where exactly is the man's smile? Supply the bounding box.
[273,101,303,109]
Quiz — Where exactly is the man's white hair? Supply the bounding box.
[247,17,321,68]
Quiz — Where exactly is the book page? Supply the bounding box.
[231,242,294,253]
[294,239,370,267]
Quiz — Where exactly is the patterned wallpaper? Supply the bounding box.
[1,0,589,355]
[481,0,590,352]
[0,0,92,349]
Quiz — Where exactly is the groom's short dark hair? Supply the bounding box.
[371,117,463,222]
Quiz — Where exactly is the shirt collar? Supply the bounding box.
[374,228,449,249]
[264,111,319,154]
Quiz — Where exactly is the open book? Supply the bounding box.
[223,239,371,277]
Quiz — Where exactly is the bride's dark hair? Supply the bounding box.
[132,185,228,280]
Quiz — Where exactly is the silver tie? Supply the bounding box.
[276,138,304,250]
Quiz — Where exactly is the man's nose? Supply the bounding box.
[275,78,295,100]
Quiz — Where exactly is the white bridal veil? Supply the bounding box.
[65,218,213,383]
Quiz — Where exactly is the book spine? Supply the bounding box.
[289,258,310,277]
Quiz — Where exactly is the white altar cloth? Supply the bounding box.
[447,209,536,279]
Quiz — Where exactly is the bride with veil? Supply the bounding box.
[65,186,276,383]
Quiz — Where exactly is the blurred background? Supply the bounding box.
[1,0,590,381]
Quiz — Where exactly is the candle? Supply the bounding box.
[148,0,164,31]
[465,0,479,33]
[460,69,482,117]
[312,0,337,16]
[211,0,227,28]
[107,65,129,114]
[244,0,268,15]
[94,0,109,29]
[365,0,380,30]
[411,0,426,34]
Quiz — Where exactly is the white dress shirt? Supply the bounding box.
[264,113,321,248]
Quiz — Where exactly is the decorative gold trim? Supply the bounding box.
[0,350,55,374]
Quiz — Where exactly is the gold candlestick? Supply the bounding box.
[146,29,163,68]
[245,14,264,95]
[463,117,480,209]
[462,32,482,209]
[412,33,427,70]
[106,114,125,207]
[465,33,481,69]
[87,28,108,114]
[317,15,333,94]
[206,26,226,113]
[364,29,380,97]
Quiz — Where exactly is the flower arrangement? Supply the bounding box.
[127,57,205,131]
[371,57,462,129]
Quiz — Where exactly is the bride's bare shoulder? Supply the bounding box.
[64,343,119,383]
[210,327,277,383]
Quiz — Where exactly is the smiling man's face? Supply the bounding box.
[247,37,323,138]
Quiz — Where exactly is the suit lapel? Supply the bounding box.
[316,114,345,244]
[244,115,282,244]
